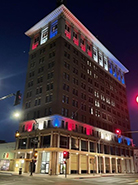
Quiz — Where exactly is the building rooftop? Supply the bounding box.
[25,4,128,73]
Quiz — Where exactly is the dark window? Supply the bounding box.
[41,135,51,148]
[81,140,87,151]
[60,136,69,149]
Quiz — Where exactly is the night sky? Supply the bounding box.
[0,0,138,145]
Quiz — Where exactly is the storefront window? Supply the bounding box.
[41,152,50,174]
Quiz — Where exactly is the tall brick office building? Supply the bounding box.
[14,4,135,175]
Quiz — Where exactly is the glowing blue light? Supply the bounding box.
[118,137,122,144]
[50,20,58,39]
[126,138,131,146]
[53,117,60,127]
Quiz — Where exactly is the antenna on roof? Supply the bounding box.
[56,0,67,7]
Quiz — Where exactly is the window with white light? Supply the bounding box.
[93,46,98,62]
[40,27,48,45]
[104,57,108,71]
[99,52,103,67]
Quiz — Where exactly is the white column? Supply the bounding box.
[109,157,112,173]
[50,131,53,147]
[57,133,60,148]
[68,155,71,174]
[79,138,81,151]
[96,156,98,174]
[36,152,41,173]
[115,158,118,173]
[88,140,90,152]
[56,152,59,175]
[131,157,134,173]
[103,157,106,173]
[87,155,90,174]
[78,154,81,174]
[69,136,71,149]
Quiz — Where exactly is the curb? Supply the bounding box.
[0,172,13,176]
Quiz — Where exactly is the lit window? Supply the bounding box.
[40,27,48,45]
[32,35,39,50]
[50,20,58,39]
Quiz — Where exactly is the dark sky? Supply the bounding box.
[0,0,138,145]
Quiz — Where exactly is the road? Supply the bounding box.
[0,174,138,185]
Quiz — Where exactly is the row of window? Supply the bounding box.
[18,135,132,157]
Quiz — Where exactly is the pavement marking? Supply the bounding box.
[129,183,138,184]
[43,179,54,183]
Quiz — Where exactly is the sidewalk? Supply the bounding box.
[0,171,131,179]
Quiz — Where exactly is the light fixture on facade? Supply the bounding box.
[76,153,78,155]
[21,160,24,164]
[30,151,32,153]
[86,154,88,156]
[18,152,20,154]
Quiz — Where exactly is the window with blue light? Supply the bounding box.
[109,61,113,74]
[121,73,125,84]
[113,65,117,78]
[50,20,58,39]
[117,69,121,81]
[126,138,131,146]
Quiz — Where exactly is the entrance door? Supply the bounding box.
[45,163,49,174]
[60,163,65,174]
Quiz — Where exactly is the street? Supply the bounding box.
[0,174,138,185]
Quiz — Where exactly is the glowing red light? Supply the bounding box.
[136,96,138,103]
[115,129,121,135]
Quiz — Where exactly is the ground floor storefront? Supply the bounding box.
[14,150,134,175]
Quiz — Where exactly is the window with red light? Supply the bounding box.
[65,23,71,39]
[73,30,79,46]
[80,37,86,52]
[87,43,92,57]
[32,35,39,50]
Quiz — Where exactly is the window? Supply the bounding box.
[32,34,39,50]
[73,30,79,46]
[60,136,69,149]
[63,84,69,92]
[40,27,48,45]
[50,20,58,39]
[65,23,71,39]
[81,140,87,151]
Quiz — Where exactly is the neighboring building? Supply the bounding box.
[0,142,15,171]
[14,4,135,174]
[134,148,138,173]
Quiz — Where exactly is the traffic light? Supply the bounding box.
[63,151,69,159]
[34,151,38,159]
[14,90,21,106]
[115,129,121,138]
[136,95,138,103]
